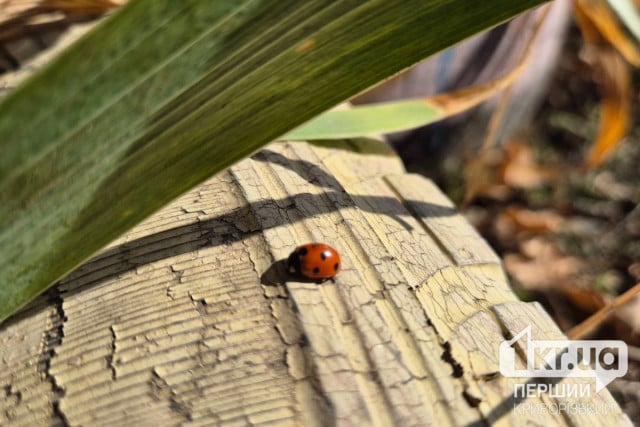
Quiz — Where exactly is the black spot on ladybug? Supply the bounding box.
[313,267,320,275]
[334,263,339,271]
[298,247,308,256]
[320,251,328,260]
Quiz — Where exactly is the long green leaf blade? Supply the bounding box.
[0,0,547,323]
[282,101,443,140]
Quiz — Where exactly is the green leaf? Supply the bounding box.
[281,101,443,140]
[281,54,528,141]
[0,0,547,323]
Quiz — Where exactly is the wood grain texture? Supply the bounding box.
[0,140,630,426]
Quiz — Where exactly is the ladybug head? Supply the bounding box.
[287,250,302,274]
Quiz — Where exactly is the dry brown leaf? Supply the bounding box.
[479,3,557,151]
[575,0,640,66]
[494,207,564,249]
[501,141,556,188]
[504,206,565,233]
[558,285,607,314]
[574,1,634,168]
[585,47,631,167]
[427,55,530,117]
[504,238,586,291]
[461,148,511,207]
[462,140,556,207]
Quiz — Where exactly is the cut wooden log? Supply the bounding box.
[0,139,630,426]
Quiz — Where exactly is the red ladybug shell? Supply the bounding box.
[287,243,341,281]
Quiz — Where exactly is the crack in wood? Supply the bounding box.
[462,390,483,409]
[189,292,208,317]
[418,293,487,421]
[38,287,70,427]
[441,341,464,379]
[149,369,192,422]
[2,383,22,422]
[107,325,117,380]
[440,340,484,411]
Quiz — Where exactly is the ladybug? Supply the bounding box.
[287,243,341,282]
